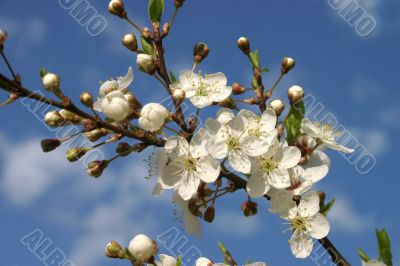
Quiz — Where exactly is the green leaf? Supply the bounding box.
[320,198,335,216]
[284,100,305,145]
[249,49,260,69]
[169,70,178,83]
[376,228,392,266]
[148,0,164,22]
[40,68,47,78]
[140,36,154,55]
[261,67,269,73]
[176,256,182,266]
[358,247,370,262]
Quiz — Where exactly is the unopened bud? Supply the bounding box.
[237,37,250,54]
[40,139,61,153]
[116,142,132,157]
[0,29,8,46]
[59,109,82,124]
[269,99,285,116]
[108,0,125,17]
[122,33,138,52]
[203,206,215,223]
[45,110,65,127]
[66,147,90,162]
[105,240,127,259]
[232,83,245,95]
[80,92,93,108]
[174,0,185,8]
[162,22,170,36]
[241,201,258,217]
[128,234,158,262]
[87,160,108,178]
[297,135,316,152]
[219,97,236,109]
[137,54,156,74]
[141,27,152,40]
[193,42,210,64]
[84,128,108,142]
[173,88,185,101]
[125,92,142,110]
[281,57,296,74]
[242,98,258,105]
[42,72,61,93]
[288,85,304,105]
[277,123,284,140]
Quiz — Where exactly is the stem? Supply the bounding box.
[246,54,266,113]
[268,72,284,95]
[0,73,165,147]
[124,16,143,32]
[169,8,179,29]
[0,50,18,81]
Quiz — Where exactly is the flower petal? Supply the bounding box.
[301,118,319,138]
[309,213,330,239]
[117,66,134,89]
[277,146,301,169]
[197,156,220,183]
[298,191,320,217]
[290,233,313,259]
[160,163,183,188]
[228,149,251,174]
[302,150,330,183]
[247,171,270,198]
[260,108,277,132]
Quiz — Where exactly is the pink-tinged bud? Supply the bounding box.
[241,201,258,217]
[87,160,108,178]
[281,57,296,74]
[203,206,216,223]
[232,83,245,95]
[122,33,138,52]
[193,42,210,64]
[80,92,93,108]
[288,85,304,105]
[108,0,125,17]
[40,139,61,153]
[269,99,285,116]
[237,37,250,54]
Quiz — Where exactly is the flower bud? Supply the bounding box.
[160,254,177,266]
[237,37,250,54]
[87,160,108,178]
[137,54,156,74]
[105,240,127,259]
[281,57,296,74]
[122,33,138,52]
[203,206,215,223]
[60,109,82,124]
[162,22,170,36]
[138,103,169,132]
[0,29,8,46]
[108,0,125,17]
[42,72,61,93]
[128,234,157,262]
[296,135,316,152]
[45,110,65,127]
[80,92,93,108]
[232,82,245,95]
[116,142,132,157]
[66,147,90,162]
[196,257,213,266]
[40,139,62,153]
[84,128,108,142]
[141,27,152,40]
[172,88,185,101]
[269,99,285,116]
[174,0,185,8]
[193,42,210,64]
[125,92,142,110]
[288,85,304,105]
[241,200,258,217]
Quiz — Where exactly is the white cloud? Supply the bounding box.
[212,209,263,237]
[328,196,375,234]
[350,128,389,156]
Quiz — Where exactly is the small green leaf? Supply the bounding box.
[321,198,335,216]
[249,49,260,69]
[251,77,258,89]
[148,0,164,22]
[40,68,47,78]
[176,256,182,266]
[261,67,269,73]
[140,36,154,55]
[284,101,305,145]
[376,229,392,266]
[169,70,178,83]
[358,247,370,262]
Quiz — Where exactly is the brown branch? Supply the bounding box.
[0,73,165,147]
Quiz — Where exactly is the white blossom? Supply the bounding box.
[157,254,177,266]
[128,234,156,262]
[283,192,330,259]
[172,70,232,108]
[138,103,170,132]
[246,141,301,198]
[362,260,387,266]
[301,118,354,153]
[137,54,155,73]
[196,257,213,266]
[161,133,220,200]
[173,192,201,238]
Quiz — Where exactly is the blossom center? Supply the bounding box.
[290,216,309,233]
[183,156,198,172]
[226,136,240,150]
[260,157,278,173]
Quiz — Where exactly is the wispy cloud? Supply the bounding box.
[212,209,263,237]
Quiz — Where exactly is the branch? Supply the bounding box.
[0,73,166,147]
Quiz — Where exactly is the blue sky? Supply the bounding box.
[1,0,400,265]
